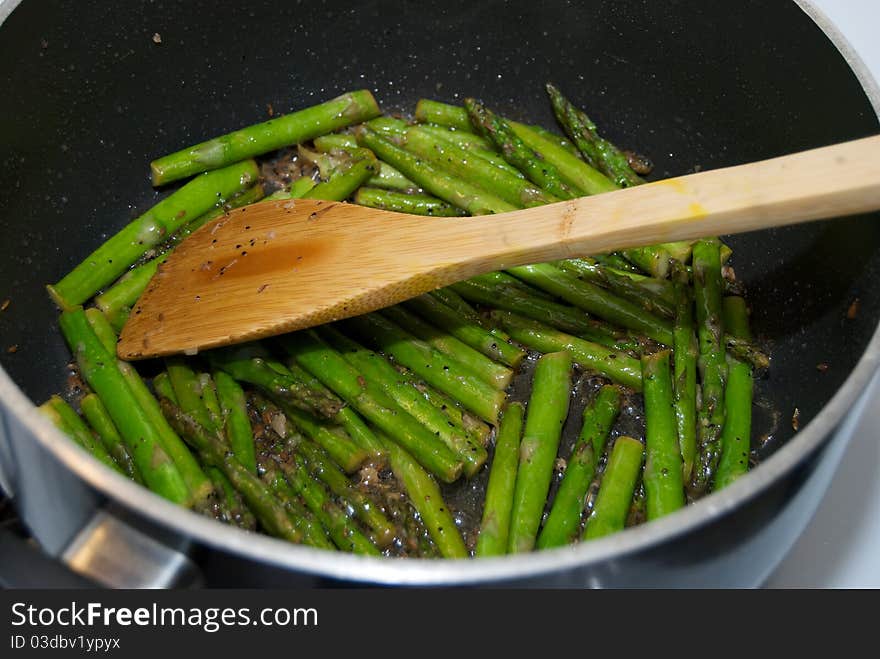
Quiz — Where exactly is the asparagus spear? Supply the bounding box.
[594,253,642,273]
[429,286,486,321]
[725,336,771,371]
[374,430,468,559]
[381,305,513,390]
[198,373,223,433]
[618,246,673,279]
[583,436,644,540]
[353,188,465,216]
[284,329,465,483]
[414,124,525,177]
[365,116,409,135]
[528,125,582,158]
[464,99,576,200]
[537,385,621,549]
[545,82,643,188]
[556,257,675,318]
[410,377,492,448]
[59,309,191,505]
[403,293,526,367]
[311,136,420,192]
[265,176,318,201]
[507,120,618,196]
[298,440,396,547]
[344,312,506,424]
[312,132,359,150]
[357,127,517,215]
[213,370,257,474]
[79,393,142,483]
[39,396,125,475]
[94,256,166,331]
[208,347,342,419]
[366,164,420,192]
[428,286,518,353]
[302,152,378,201]
[641,350,686,519]
[451,273,635,349]
[159,399,307,543]
[690,239,728,495]
[713,296,755,490]
[48,160,259,309]
[152,371,176,403]
[206,467,257,530]
[402,125,558,207]
[316,326,486,477]
[490,311,643,391]
[150,90,381,185]
[508,351,572,553]
[671,263,698,482]
[414,98,473,130]
[475,403,525,557]
[166,358,217,433]
[508,263,674,345]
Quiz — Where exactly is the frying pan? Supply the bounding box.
[0,0,878,587]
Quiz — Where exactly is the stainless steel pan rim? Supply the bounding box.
[1,0,878,585]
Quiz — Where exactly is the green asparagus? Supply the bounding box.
[713,296,754,490]
[641,350,685,519]
[150,90,380,185]
[475,403,525,557]
[508,351,572,553]
[583,436,644,540]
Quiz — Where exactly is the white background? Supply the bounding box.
[766,0,880,588]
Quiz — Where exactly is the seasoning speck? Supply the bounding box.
[791,407,800,431]
[0,299,9,312]
[7,345,19,354]
[847,298,860,320]
[152,33,162,44]
[816,362,829,373]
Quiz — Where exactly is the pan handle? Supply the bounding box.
[59,507,203,589]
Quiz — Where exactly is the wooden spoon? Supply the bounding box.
[118,135,880,360]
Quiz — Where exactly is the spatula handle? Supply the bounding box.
[457,134,880,269]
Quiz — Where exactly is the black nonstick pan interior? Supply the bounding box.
[1,0,878,474]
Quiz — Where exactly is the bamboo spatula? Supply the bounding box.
[117,135,880,360]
